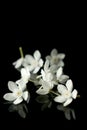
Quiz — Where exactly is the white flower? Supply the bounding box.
[56,67,69,83]
[25,50,43,73]
[39,60,57,87]
[54,79,78,106]
[3,81,29,105]
[36,80,52,95]
[46,48,65,67]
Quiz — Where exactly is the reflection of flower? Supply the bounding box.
[57,105,76,120]
[35,95,52,111]
[54,80,78,106]
[3,81,30,104]
[8,103,28,118]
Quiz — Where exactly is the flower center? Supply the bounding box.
[64,91,71,98]
[33,60,39,67]
[52,56,58,64]
[16,90,22,97]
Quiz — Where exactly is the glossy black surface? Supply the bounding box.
[0,29,86,129]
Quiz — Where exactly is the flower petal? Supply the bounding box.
[25,55,34,64]
[72,89,78,99]
[63,98,73,106]
[3,93,16,101]
[57,61,64,67]
[59,75,69,83]
[36,86,49,95]
[54,96,66,103]
[50,65,57,73]
[58,54,65,59]
[23,91,29,101]
[8,81,18,92]
[13,97,23,105]
[16,79,26,91]
[44,60,49,72]
[51,49,58,56]
[13,58,23,68]
[21,68,30,78]
[66,79,73,92]
[39,59,43,67]
[56,67,63,80]
[46,56,51,61]
[57,84,67,94]
[33,66,40,74]
[34,50,41,60]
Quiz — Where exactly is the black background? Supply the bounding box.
[0,8,86,129]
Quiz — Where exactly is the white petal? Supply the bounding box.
[13,58,23,68]
[33,66,40,74]
[58,54,65,59]
[59,75,69,83]
[39,59,43,67]
[21,68,30,81]
[25,55,34,64]
[72,89,78,99]
[41,70,46,81]
[46,56,51,61]
[34,50,41,60]
[16,79,26,91]
[26,65,34,72]
[3,93,16,101]
[36,86,49,95]
[63,98,73,106]
[46,73,53,81]
[54,96,66,103]
[50,65,57,72]
[58,84,67,94]
[56,67,63,80]
[57,61,64,67]
[21,68,27,77]
[8,81,18,92]
[44,60,49,72]
[13,97,23,105]
[66,79,73,92]
[23,91,29,101]
[51,49,58,56]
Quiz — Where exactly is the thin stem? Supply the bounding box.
[19,47,24,58]
[50,90,59,96]
[77,94,80,98]
[29,79,35,83]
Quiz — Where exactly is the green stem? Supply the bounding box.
[77,95,80,98]
[19,47,24,58]
[50,90,59,96]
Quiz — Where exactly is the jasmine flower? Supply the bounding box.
[54,79,78,106]
[3,81,29,105]
[25,50,43,73]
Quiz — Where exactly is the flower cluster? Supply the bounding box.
[3,47,78,107]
